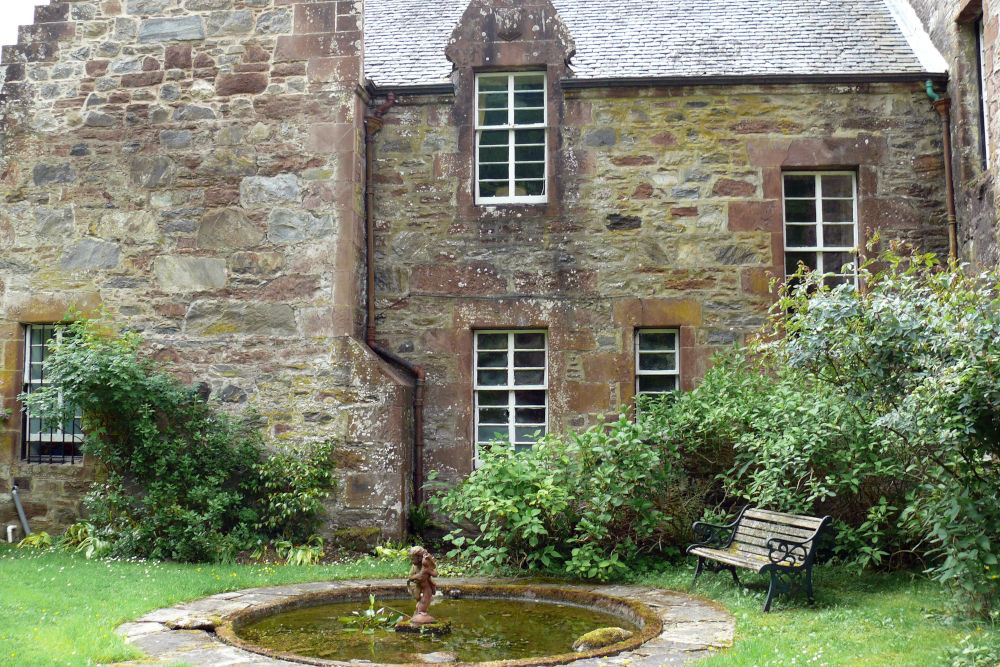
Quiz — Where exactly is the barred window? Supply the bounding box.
[475,72,547,204]
[22,324,83,464]
[783,172,858,287]
[474,330,547,461]
[635,329,680,396]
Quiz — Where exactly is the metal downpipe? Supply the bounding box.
[927,81,958,261]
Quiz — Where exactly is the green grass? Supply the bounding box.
[0,544,408,666]
[1,544,997,666]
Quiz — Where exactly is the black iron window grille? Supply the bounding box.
[21,324,83,464]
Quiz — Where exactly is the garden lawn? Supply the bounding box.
[1,544,996,667]
[0,544,408,666]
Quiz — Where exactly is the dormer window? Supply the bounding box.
[475,72,547,204]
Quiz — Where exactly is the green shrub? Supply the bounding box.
[429,413,679,579]
[22,317,336,562]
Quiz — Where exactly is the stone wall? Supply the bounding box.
[905,0,999,263]
[371,82,949,484]
[0,0,414,538]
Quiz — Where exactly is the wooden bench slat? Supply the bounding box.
[689,547,770,572]
[739,518,818,540]
[745,508,824,530]
[736,522,818,542]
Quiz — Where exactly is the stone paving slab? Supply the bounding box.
[116,578,734,666]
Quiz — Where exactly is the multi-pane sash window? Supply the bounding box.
[635,329,680,396]
[475,72,547,204]
[783,172,858,287]
[22,324,83,464]
[474,331,547,460]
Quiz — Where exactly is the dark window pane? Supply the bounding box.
[515,162,545,179]
[784,174,815,197]
[638,331,676,351]
[513,73,544,90]
[478,425,508,443]
[515,407,546,424]
[825,275,854,288]
[515,129,545,145]
[479,130,509,146]
[638,353,676,371]
[477,351,508,368]
[515,145,545,162]
[478,76,507,92]
[479,91,508,108]
[478,333,508,349]
[513,91,544,108]
[479,181,501,198]
[822,224,854,248]
[515,390,546,406]
[514,369,544,385]
[514,332,545,349]
[823,251,854,274]
[821,198,854,223]
[638,375,677,393]
[514,108,544,125]
[513,350,544,367]
[514,426,544,442]
[821,174,854,197]
[516,180,545,196]
[785,199,816,223]
[478,407,509,424]
[479,163,509,180]
[785,251,817,275]
[479,146,508,163]
[478,369,507,386]
[478,390,508,406]
[785,224,817,248]
[480,109,508,126]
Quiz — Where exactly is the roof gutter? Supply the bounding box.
[560,71,949,89]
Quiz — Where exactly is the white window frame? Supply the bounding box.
[977,17,991,169]
[635,329,681,397]
[473,330,548,465]
[474,72,548,205]
[22,324,84,464]
[782,171,859,286]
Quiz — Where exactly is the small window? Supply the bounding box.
[635,329,680,396]
[22,324,83,464]
[475,72,547,205]
[473,330,547,461]
[783,171,858,287]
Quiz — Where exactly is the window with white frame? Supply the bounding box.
[976,16,991,169]
[22,324,83,464]
[474,330,547,459]
[475,72,547,204]
[783,172,858,287]
[635,329,680,396]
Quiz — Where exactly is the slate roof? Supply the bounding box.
[364,0,943,88]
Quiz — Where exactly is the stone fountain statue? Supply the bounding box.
[406,545,438,624]
[396,545,450,634]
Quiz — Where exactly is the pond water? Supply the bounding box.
[237,597,638,663]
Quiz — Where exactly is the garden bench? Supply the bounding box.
[687,506,831,612]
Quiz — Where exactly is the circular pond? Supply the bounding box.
[217,584,663,666]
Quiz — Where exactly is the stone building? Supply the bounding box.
[0,0,958,539]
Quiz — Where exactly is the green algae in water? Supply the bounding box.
[238,597,638,663]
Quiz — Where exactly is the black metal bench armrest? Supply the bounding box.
[690,518,738,548]
[766,536,811,566]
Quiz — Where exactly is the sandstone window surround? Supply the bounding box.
[782,171,859,288]
[957,0,992,169]
[21,324,83,464]
[473,330,548,463]
[635,329,680,396]
[474,72,548,204]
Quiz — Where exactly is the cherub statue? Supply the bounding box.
[406,545,438,624]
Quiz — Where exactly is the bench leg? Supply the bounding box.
[729,566,741,586]
[763,571,778,613]
[692,557,704,586]
[805,566,815,604]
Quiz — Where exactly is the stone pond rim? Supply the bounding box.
[215,583,664,667]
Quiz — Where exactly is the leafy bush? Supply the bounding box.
[429,413,679,579]
[23,317,336,562]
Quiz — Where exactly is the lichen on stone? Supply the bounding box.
[572,626,634,652]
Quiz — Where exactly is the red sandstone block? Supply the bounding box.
[235,63,269,73]
[611,155,655,166]
[19,22,75,44]
[307,56,359,83]
[410,263,506,296]
[216,73,269,96]
[712,178,756,198]
[671,206,698,217]
[271,62,306,77]
[121,71,164,88]
[650,130,677,147]
[35,3,69,23]
[192,52,215,68]
[85,59,109,76]
[142,56,160,71]
[294,2,338,34]
[165,45,192,69]
[276,33,356,60]
[727,200,780,232]
[742,267,779,299]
